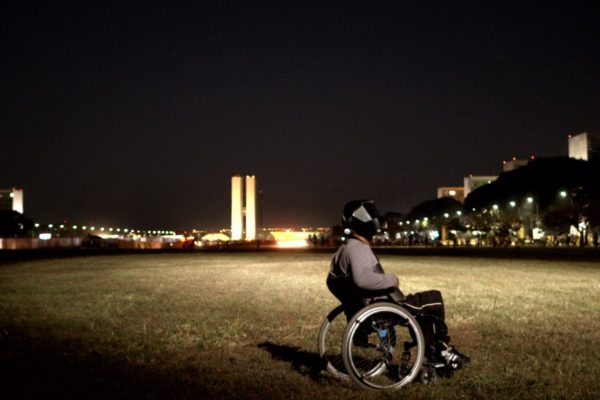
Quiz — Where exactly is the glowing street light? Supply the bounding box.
[560,190,567,198]
[492,204,499,210]
[526,197,534,204]
[509,201,516,207]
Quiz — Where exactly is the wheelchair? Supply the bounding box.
[319,301,448,390]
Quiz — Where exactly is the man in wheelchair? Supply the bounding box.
[326,200,470,372]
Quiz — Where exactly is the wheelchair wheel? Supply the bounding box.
[318,305,349,380]
[342,302,425,390]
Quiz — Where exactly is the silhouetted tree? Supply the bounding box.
[407,197,462,221]
[464,157,600,245]
[0,210,34,237]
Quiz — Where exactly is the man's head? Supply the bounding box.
[342,199,381,240]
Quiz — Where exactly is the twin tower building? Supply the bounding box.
[231,175,257,241]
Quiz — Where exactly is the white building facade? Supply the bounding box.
[569,132,600,161]
[230,175,257,241]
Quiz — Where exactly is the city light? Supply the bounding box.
[509,201,516,207]
[560,191,567,198]
[492,204,499,210]
[527,197,534,204]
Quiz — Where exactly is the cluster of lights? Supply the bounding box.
[32,223,175,236]
[473,190,572,214]
[400,210,463,227]
[401,190,570,226]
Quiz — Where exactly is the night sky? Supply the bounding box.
[2,1,599,230]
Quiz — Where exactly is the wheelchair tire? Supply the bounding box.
[318,305,350,380]
[342,302,425,390]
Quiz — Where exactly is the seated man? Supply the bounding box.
[326,199,470,370]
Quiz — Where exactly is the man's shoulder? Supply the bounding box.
[344,238,373,256]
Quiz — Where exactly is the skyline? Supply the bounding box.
[2,2,599,229]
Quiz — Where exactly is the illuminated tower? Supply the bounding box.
[245,175,256,240]
[230,175,257,241]
[231,176,243,240]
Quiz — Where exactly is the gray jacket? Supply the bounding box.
[329,238,399,290]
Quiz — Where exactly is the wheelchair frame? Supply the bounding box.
[319,301,446,389]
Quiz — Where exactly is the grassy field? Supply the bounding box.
[0,251,599,399]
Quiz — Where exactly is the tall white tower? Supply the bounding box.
[230,175,258,241]
[231,176,243,240]
[245,175,256,240]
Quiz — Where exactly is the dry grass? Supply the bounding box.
[0,252,599,399]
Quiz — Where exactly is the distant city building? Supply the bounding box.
[502,158,529,172]
[568,132,600,161]
[231,176,244,240]
[245,176,257,241]
[230,175,257,241]
[0,188,24,214]
[464,175,497,198]
[437,187,465,203]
